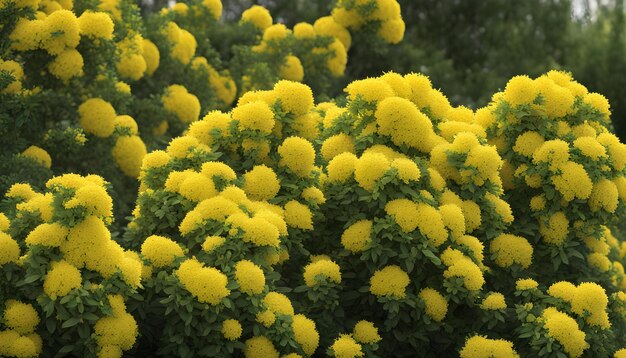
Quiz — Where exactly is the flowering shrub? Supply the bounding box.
[2,0,626,357]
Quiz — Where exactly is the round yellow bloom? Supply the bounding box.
[513,131,544,157]
[176,259,230,305]
[41,10,80,55]
[516,278,538,290]
[235,260,265,295]
[294,22,316,38]
[233,100,275,133]
[43,260,82,298]
[222,319,242,340]
[503,75,538,106]
[284,200,313,230]
[419,288,448,322]
[548,281,577,302]
[94,310,138,350]
[539,212,569,245]
[0,59,24,93]
[551,162,593,201]
[241,5,272,30]
[481,292,506,310]
[345,78,394,102]
[391,158,421,183]
[292,314,319,355]
[370,265,409,299]
[302,187,325,204]
[378,18,405,44]
[202,0,222,19]
[278,137,316,176]
[303,259,341,286]
[242,165,280,200]
[142,39,160,76]
[321,134,355,162]
[48,48,83,81]
[0,232,20,265]
[240,216,281,247]
[327,38,347,76]
[327,152,358,182]
[141,235,184,268]
[112,135,147,178]
[279,55,304,82]
[459,336,520,358]
[330,335,363,358]
[78,98,116,137]
[584,92,611,118]
[542,307,588,358]
[490,234,533,268]
[244,336,279,358]
[571,282,610,328]
[78,11,113,39]
[314,16,351,50]
[352,320,381,344]
[4,300,39,335]
[375,96,435,152]
[263,291,294,315]
[162,85,200,123]
[354,152,390,191]
[341,220,372,253]
[202,235,225,252]
[21,146,51,168]
[589,179,619,213]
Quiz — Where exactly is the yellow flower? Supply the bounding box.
[345,78,394,102]
[141,235,184,268]
[78,98,116,138]
[573,137,606,160]
[314,16,351,50]
[571,282,610,328]
[240,216,281,247]
[352,320,381,344]
[64,184,113,218]
[326,39,347,76]
[302,187,325,204]
[21,145,52,168]
[370,265,409,299]
[327,152,358,183]
[303,259,341,286]
[539,212,569,245]
[341,220,373,253]
[162,85,200,123]
[542,307,588,358]
[3,300,39,335]
[263,291,294,315]
[25,222,68,247]
[222,319,242,340]
[43,260,82,298]
[278,137,316,176]
[49,48,83,81]
[378,18,405,44]
[516,278,538,290]
[175,258,230,305]
[375,96,435,152]
[502,75,538,106]
[589,179,619,213]
[233,100,275,133]
[241,5,273,30]
[244,336,279,358]
[284,200,314,230]
[202,0,222,19]
[241,165,279,201]
[321,134,355,161]
[481,292,506,310]
[513,131,544,157]
[391,158,421,183]
[41,10,80,55]
[202,235,225,252]
[171,29,196,65]
[551,161,593,201]
[548,281,577,302]
[584,92,611,118]
[459,336,520,358]
[112,135,147,178]
[354,152,390,191]
[0,232,20,265]
[330,335,363,358]
[78,11,114,39]
[490,234,533,268]
[94,308,138,351]
[279,55,304,82]
[419,288,448,322]
[142,39,160,76]
[292,314,319,355]
[235,260,265,295]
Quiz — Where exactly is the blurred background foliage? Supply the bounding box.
[137,0,626,140]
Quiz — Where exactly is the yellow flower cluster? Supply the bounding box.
[548,281,610,329]
[303,258,341,287]
[140,235,184,268]
[162,84,201,123]
[489,234,533,269]
[459,336,519,358]
[542,307,589,357]
[0,301,42,357]
[94,295,138,355]
[330,334,364,358]
[235,259,266,295]
[369,265,409,299]
[175,258,230,305]
[441,248,484,291]
[480,292,507,310]
[332,0,405,44]
[418,288,448,321]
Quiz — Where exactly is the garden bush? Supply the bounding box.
[2,0,626,357]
